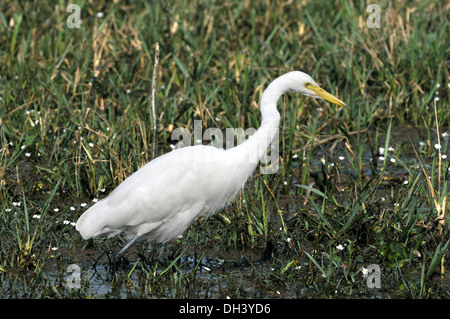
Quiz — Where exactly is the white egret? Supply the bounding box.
[76,71,347,258]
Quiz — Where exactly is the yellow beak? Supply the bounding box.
[309,84,348,107]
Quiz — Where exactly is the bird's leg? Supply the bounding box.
[115,236,138,260]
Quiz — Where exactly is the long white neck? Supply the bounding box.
[229,73,294,164]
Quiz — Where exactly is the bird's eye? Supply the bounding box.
[305,82,311,88]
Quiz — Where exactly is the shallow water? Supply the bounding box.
[2,127,449,298]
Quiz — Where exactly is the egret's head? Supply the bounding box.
[287,71,348,108]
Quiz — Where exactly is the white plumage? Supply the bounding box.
[76,71,347,255]
[76,145,256,242]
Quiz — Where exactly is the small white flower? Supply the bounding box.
[89,142,94,148]
[53,208,59,212]
[390,158,396,163]
[80,203,87,207]
[96,12,104,18]
[21,145,26,150]
[292,154,298,159]
[434,97,440,102]
[32,214,41,219]
[361,267,369,278]
[379,147,385,154]
[378,156,385,161]
[70,206,76,211]
[434,143,441,149]
[419,141,426,146]
[12,201,21,206]
[336,244,344,251]
[25,152,31,157]
[442,132,448,138]
[71,222,76,227]
[388,146,394,151]
[442,154,447,159]
[99,188,106,192]
[394,203,400,207]
[403,180,409,185]
[51,247,58,251]
[283,181,287,185]
[63,220,71,225]
[126,89,131,94]
[5,208,12,212]
[338,156,345,160]
[92,198,98,203]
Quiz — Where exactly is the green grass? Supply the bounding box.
[0,0,449,298]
